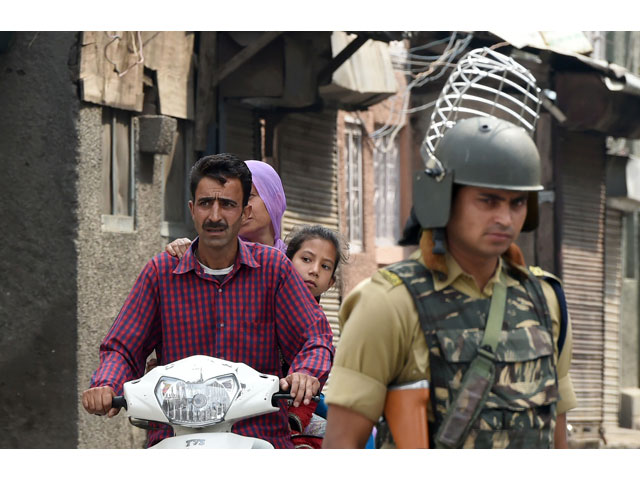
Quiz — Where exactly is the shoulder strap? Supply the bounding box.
[529,266,568,355]
[480,272,507,354]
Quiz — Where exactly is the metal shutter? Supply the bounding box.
[603,207,622,428]
[560,132,606,441]
[276,110,341,350]
[220,100,257,160]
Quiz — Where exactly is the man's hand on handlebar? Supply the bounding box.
[279,372,320,408]
[82,386,120,418]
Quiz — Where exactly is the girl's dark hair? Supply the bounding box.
[285,224,348,277]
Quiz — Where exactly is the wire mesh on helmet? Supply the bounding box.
[421,47,542,167]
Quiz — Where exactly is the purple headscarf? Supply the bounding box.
[242,160,288,254]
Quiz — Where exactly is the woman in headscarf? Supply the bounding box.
[166,160,287,256]
[239,160,287,252]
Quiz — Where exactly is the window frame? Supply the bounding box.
[101,107,135,233]
[373,135,401,246]
[344,119,364,252]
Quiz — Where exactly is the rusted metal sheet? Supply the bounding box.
[555,71,640,139]
[560,131,606,439]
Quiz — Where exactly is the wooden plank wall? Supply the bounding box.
[79,31,195,120]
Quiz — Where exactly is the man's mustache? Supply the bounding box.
[486,225,514,236]
[202,220,228,230]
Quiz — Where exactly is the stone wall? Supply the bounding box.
[0,31,81,448]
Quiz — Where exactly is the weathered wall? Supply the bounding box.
[0,32,80,447]
[75,106,166,448]
[620,278,639,388]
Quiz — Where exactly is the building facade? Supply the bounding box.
[3,30,639,449]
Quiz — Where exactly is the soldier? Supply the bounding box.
[323,116,577,448]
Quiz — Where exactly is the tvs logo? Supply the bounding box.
[185,439,206,447]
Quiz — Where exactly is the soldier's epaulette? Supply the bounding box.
[378,268,405,288]
[528,265,562,285]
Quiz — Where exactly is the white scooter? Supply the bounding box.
[112,355,314,449]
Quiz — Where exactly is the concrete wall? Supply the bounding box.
[0,32,80,447]
[75,106,167,448]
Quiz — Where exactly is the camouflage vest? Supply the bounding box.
[384,260,559,448]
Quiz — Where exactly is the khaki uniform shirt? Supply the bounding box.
[325,250,577,423]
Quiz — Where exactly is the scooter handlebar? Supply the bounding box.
[112,393,317,409]
[112,396,128,410]
[112,394,318,409]
[271,392,321,407]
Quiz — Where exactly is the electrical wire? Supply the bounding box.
[390,33,473,75]
[370,32,474,152]
[372,35,460,139]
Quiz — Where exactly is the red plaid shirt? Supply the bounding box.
[90,238,334,448]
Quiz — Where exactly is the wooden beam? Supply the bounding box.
[317,34,368,85]
[211,31,283,88]
[195,32,218,151]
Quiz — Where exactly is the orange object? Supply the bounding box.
[421,229,527,273]
[383,380,430,449]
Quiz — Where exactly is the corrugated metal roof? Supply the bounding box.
[489,31,594,55]
[490,31,640,98]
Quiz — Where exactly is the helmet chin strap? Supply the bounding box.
[432,228,447,255]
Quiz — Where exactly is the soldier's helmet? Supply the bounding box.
[413,115,543,233]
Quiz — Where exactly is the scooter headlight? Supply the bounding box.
[154,374,240,427]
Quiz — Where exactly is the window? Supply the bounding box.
[162,121,196,239]
[345,121,364,250]
[101,107,134,232]
[374,136,401,245]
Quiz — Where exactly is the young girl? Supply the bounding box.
[285,224,347,302]
[284,225,348,448]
